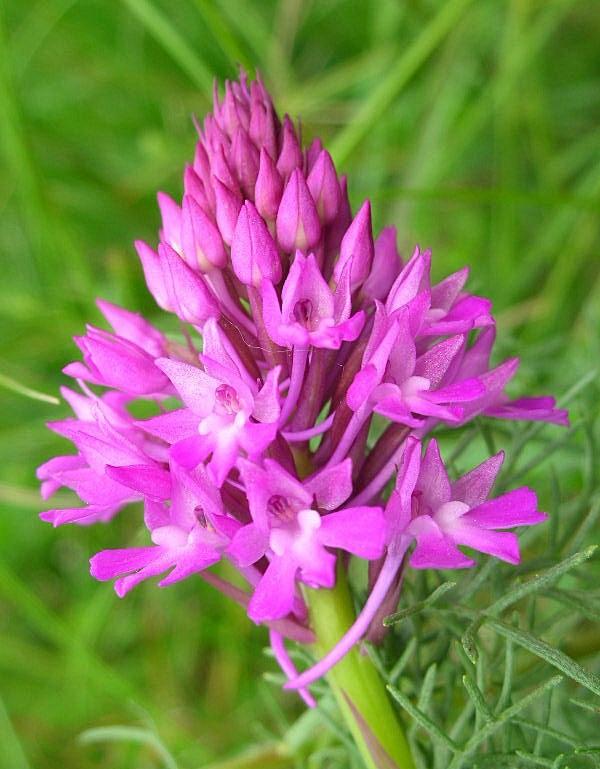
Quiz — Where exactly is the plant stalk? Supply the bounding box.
[305,569,414,769]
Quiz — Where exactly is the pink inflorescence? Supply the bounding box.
[38,72,568,700]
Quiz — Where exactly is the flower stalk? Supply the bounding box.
[306,568,414,769]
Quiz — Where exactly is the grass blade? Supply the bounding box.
[330,0,475,165]
[121,0,213,94]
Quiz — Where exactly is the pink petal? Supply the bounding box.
[227,523,269,567]
[409,516,475,569]
[137,408,200,444]
[305,459,353,510]
[416,439,451,510]
[155,358,215,415]
[247,556,299,622]
[451,452,504,507]
[105,464,171,501]
[318,506,385,559]
[463,487,545,529]
[452,524,521,565]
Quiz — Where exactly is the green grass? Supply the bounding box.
[0,1,599,767]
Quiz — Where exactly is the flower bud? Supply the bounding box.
[212,176,242,246]
[334,200,374,291]
[307,150,341,224]
[231,201,282,287]
[277,115,303,180]
[230,127,260,199]
[183,165,210,214]
[276,169,321,253]
[158,242,220,326]
[181,195,227,272]
[157,192,182,253]
[249,80,278,159]
[135,240,171,311]
[255,148,283,222]
[361,226,402,302]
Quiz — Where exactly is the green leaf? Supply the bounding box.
[486,546,598,617]
[0,695,31,769]
[79,725,179,769]
[0,371,60,405]
[384,582,457,626]
[329,0,475,165]
[447,676,563,769]
[387,685,460,752]
[121,0,213,94]
[485,619,600,697]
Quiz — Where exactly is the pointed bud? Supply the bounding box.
[157,192,182,253]
[334,200,374,290]
[213,176,242,246]
[192,142,215,212]
[307,150,341,224]
[158,242,219,326]
[231,202,282,287]
[221,80,248,137]
[183,166,210,213]
[202,115,229,157]
[277,116,303,179]
[135,240,171,311]
[96,298,166,357]
[361,226,402,302]
[231,127,260,199]
[276,169,321,252]
[249,80,278,158]
[324,175,352,263]
[306,138,323,172]
[72,327,170,395]
[209,143,239,194]
[255,149,283,221]
[181,195,227,272]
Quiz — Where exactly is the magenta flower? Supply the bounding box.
[140,319,280,486]
[261,251,365,350]
[38,72,567,706]
[286,436,546,690]
[388,437,546,568]
[90,462,229,596]
[227,458,385,622]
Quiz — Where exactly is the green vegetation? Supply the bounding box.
[0,1,599,767]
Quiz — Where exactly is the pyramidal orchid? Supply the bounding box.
[39,71,568,769]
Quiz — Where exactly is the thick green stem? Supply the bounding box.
[305,570,414,769]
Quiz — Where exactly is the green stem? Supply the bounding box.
[306,569,415,769]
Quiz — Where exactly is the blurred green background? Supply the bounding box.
[1,0,599,767]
